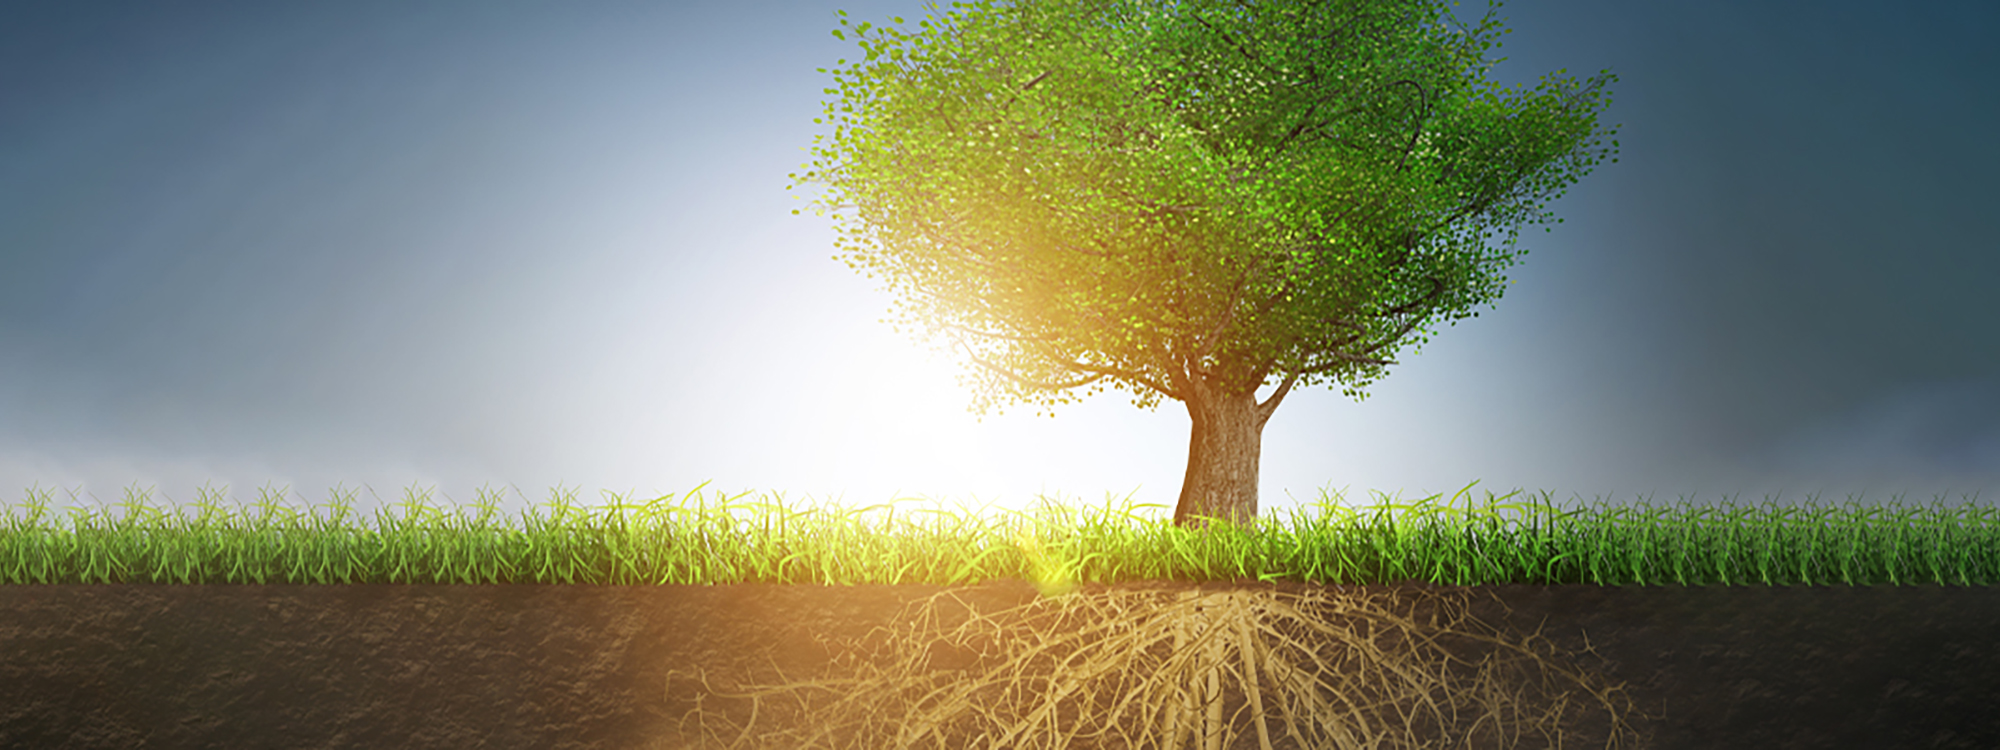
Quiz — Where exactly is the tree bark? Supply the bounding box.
[1171,376,1278,528]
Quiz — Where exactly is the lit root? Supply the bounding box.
[671,585,1646,749]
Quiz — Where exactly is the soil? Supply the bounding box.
[2,580,1997,749]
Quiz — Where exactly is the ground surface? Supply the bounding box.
[2,580,1997,748]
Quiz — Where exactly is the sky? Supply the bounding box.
[3,0,1997,526]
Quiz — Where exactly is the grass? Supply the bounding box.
[1,478,1993,587]
[8,478,1992,748]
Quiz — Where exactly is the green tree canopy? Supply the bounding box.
[792,0,1618,525]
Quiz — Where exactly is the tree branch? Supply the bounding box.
[1189,13,1257,68]
[1291,348,1401,376]
[940,321,1054,345]
[1379,274,1447,318]
[1392,79,1430,173]
[1255,371,1297,420]
[953,339,1109,391]
[1062,357,1181,401]
[1189,7,1290,82]
[950,324,1183,401]
[1114,187,1206,218]
[1191,272,1248,362]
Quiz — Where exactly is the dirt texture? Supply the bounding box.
[2,580,1997,749]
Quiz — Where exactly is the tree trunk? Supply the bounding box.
[1172,378,1278,528]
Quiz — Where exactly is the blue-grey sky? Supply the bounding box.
[3,0,1996,524]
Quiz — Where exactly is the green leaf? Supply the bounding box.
[792,0,1618,417]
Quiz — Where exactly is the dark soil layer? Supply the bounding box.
[2,581,1997,749]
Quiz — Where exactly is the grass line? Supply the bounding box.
[0,480,1994,587]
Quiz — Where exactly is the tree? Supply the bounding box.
[790,0,1618,527]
